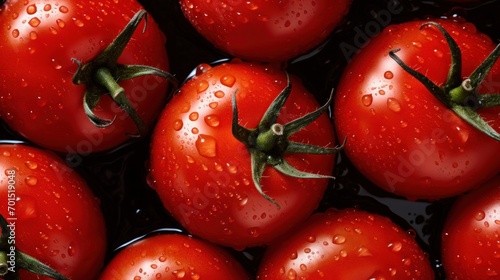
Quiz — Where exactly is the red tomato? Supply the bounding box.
[441,174,500,279]
[334,18,500,200]
[148,60,339,249]
[179,0,352,62]
[257,208,435,280]
[99,234,250,279]
[0,144,106,280]
[0,0,172,153]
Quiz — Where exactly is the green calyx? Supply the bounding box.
[389,21,500,141]
[72,10,177,136]
[232,73,344,208]
[0,215,68,280]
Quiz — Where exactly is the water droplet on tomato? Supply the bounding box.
[204,115,220,127]
[172,119,183,131]
[26,4,37,14]
[388,241,403,252]
[209,102,218,109]
[17,195,38,219]
[248,227,260,237]
[189,112,199,121]
[29,31,38,40]
[195,134,216,158]
[24,161,38,169]
[214,90,225,98]
[43,4,51,11]
[387,98,401,112]
[384,71,394,79]
[287,268,297,279]
[68,241,77,256]
[361,94,373,106]
[56,19,66,28]
[172,269,186,278]
[28,17,41,27]
[434,49,444,58]
[197,80,209,93]
[25,176,38,186]
[11,29,20,38]
[59,5,69,13]
[191,127,199,134]
[220,75,236,87]
[474,210,486,221]
[332,234,346,244]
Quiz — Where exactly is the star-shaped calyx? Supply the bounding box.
[72,10,177,136]
[232,73,344,208]
[389,22,500,141]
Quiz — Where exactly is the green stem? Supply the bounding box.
[0,251,8,277]
[94,68,124,99]
[449,79,474,104]
[255,124,284,153]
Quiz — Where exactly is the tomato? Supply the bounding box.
[257,208,434,279]
[148,60,339,249]
[179,0,352,62]
[334,18,500,200]
[0,0,173,153]
[99,233,250,279]
[441,174,500,279]
[0,144,107,280]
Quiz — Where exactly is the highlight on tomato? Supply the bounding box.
[0,144,107,280]
[179,0,352,62]
[0,0,175,154]
[148,60,341,249]
[99,234,250,279]
[334,18,500,200]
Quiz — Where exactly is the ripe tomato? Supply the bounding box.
[334,18,500,200]
[257,208,435,280]
[99,234,250,279]
[0,0,172,153]
[179,0,352,62]
[0,144,107,280]
[148,60,339,249]
[441,175,500,279]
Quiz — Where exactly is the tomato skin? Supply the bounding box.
[179,0,352,62]
[0,144,107,280]
[441,175,500,279]
[149,60,336,249]
[334,18,500,200]
[99,234,250,279]
[0,0,170,153]
[257,208,434,280]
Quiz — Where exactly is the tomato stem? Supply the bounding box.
[72,10,177,137]
[232,73,342,208]
[389,21,500,141]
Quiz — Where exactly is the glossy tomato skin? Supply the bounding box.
[257,208,434,280]
[0,0,170,153]
[180,0,352,62]
[441,175,500,279]
[149,60,336,249]
[99,234,250,279]
[0,144,107,280]
[334,18,500,200]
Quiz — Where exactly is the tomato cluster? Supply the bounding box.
[0,0,499,279]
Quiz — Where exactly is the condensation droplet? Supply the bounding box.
[25,161,38,170]
[384,71,394,79]
[220,75,236,87]
[25,176,38,186]
[195,134,217,158]
[173,119,183,131]
[333,234,346,244]
[12,29,20,38]
[361,94,373,106]
[474,211,485,221]
[209,102,218,109]
[68,241,76,256]
[214,90,225,98]
[28,17,41,27]
[388,241,403,252]
[189,112,199,121]
[56,19,66,28]
[43,4,51,11]
[59,6,69,13]
[26,4,37,14]
[204,115,220,127]
[197,80,209,93]
[387,98,402,112]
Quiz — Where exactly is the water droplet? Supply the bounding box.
[384,71,394,79]
[26,4,37,14]
[434,49,444,58]
[68,242,76,256]
[474,211,485,221]
[387,98,401,112]
[220,75,236,87]
[204,115,220,127]
[74,19,84,27]
[43,4,51,11]
[388,241,403,252]
[17,195,38,219]
[173,119,183,131]
[332,234,346,244]
[30,31,38,40]
[195,134,217,158]
[25,161,38,170]
[172,269,186,278]
[214,90,225,98]
[209,102,218,109]
[59,5,69,13]
[361,94,373,106]
[287,268,297,280]
[28,17,41,27]
[25,176,38,186]
[191,127,199,134]
[197,80,209,93]
[56,19,66,28]
[249,227,260,237]
[189,112,199,121]
[195,64,211,75]
[12,29,20,38]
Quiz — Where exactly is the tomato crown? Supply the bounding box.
[0,214,69,280]
[389,22,500,141]
[232,73,344,208]
[71,10,177,136]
